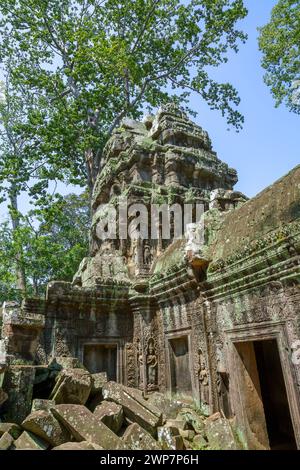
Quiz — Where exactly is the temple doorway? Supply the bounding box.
[168,336,192,395]
[83,343,117,381]
[235,339,297,450]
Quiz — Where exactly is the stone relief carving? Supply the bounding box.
[198,349,209,405]
[143,244,153,266]
[146,338,158,391]
[125,343,136,387]
[54,326,73,357]
[136,339,145,390]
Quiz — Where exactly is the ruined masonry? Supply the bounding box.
[1,104,300,450]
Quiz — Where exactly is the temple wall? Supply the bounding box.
[38,283,134,385]
[207,278,300,448]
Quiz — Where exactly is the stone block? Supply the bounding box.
[193,433,208,449]
[14,430,49,450]
[90,372,108,396]
[0,431,14,450]
[0,422,22,439]
[157,426,184,450]
[178,408,205,434]
[123,423,161,450]
[50,368,92,405]
[31,398,55,412]
[102,381,162,436]
[22,410,71,447]
[51,404,126,450]
[165,418,188,431]
[2,366,35,424]
[52,441,103,450]
[179,429,195,441]
[204,413,239,450]
[147,392,183,419]
[93,400,124,433]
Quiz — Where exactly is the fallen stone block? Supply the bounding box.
[0,422,22,439]
[171,435,185,450]
[178,408,205,434]
[161,423,180,436]
[183,438,192,450]
[157,425,184,450]
[90,372,108,396]
[52,441,103,450]
[125,386,162,420]
[22,410,71,447]
[87,372,108,410]
[147,392,183,419]
[51,404,126,450]
[157,426,184,450]
[123,423,161,450]
[0,431,14,450]
[50,368,92,405]
[14,430,49,450]
[94,400,124,433]
[179,429,195,441]
[102,382,163,436]
[165,418,188,431]
[204,413,239,450]
[31,398,55,413]
[193,433,208,449]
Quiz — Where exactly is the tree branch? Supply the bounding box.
[131,0,161,54]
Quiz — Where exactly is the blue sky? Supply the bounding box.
[1,0,299,221]
[192,0,299,198]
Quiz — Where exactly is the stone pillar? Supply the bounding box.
[1,301,45,364]
[2,365,36,423]
[0,301,44,423]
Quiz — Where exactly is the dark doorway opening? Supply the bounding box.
[235,339,297,450]
[254,340,296,450]
[83,343,117,381]
[169,336,192,394]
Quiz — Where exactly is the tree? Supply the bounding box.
[0,72,64,295]
[0,192,89,303]
[0,75,33,295]
[0,0,248,197]
[258,0,300,113]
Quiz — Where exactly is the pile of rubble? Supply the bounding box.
[0,358,241,450]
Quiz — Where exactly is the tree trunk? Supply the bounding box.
[9,187,27,296]
[85,148,101,196]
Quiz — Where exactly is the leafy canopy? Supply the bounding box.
[0,192,89,303]
[259,0,300,113]
[0,0,248,192]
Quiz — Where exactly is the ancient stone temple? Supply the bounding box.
[1,104,300,450]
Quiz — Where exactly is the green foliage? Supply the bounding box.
[0,0,248,192]
[0,192,89,303]
[259,0,300,113]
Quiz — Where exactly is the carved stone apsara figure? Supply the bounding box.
[131,239,139,266]
[198,349,209,405]
[146,338,158,390]
[137,340,144,389]
[143,244,153,266]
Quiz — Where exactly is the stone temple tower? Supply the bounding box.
[73,103,245,287]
